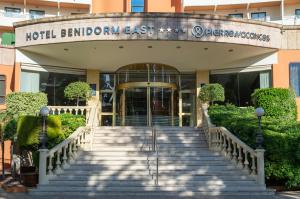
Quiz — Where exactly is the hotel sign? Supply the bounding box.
[15,15,281,48]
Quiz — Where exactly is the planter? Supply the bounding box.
[20,166,38,187]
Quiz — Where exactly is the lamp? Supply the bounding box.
[39,106,49,149]
[255,107,264,149]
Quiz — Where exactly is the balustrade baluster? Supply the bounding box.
[68,143,75,163]
[222,134,227,157]
[75,109,78,115]
[243,150,250,174]
[62,146,69,169]
[54,150,63,174]
[237,146,244,169]
[227,137,232,160]
[72,139,78,158]
[48,153,54,178]
[250,155,257,177]
[232,141,238,164]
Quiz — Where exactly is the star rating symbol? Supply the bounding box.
[167,27,172,32]
[174,28,179,33]
[159,27,164,32]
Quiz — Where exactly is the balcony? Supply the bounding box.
[183,0,281,7]
[42,0,91,4]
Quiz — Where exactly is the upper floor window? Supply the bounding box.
[29,10,45,19]
[131,0,144,13]
[229,13,243,18]
[251,12,267,21]
[296,9,300,18]
[4,7,21,17]
[290,63,300,96]
[0,75,5,104]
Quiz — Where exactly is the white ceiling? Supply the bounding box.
[18,40,277,72]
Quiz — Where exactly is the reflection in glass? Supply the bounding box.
[181,74,196,90]
[101,93,113,112]
[182,115,191,127]
[101,115,112,126]
[182,93,194,113]
[100,74,114,90]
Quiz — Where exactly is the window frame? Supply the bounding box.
[29,9,45,19]
[251,12,267,21]
[296,9,300,18]
[131,0,145,13]
[0,75,6,105]
[228,13,244,18]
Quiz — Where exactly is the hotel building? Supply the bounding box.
[0,0,300,126]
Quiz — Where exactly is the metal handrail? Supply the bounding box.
[152,126,159,185]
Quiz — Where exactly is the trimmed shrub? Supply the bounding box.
[59,114,85,138]
[17,115,63,150]
[64,81,91,106]
[6,92,48,117]
[251,88,297,121]
[199,83,225,104]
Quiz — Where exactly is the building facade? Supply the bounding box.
[0,0,300,125]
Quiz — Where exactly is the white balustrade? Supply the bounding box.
[201,105,265,186]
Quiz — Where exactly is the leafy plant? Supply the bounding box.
[6,92,48,117]
[199,84,225,105]
[59,114,85,138]
[251,88,297,121]
[64,81,91,106]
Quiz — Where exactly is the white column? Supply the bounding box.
[38,149,49,185]
[281,0,285,25]
[255,149,265,186]
[246,3,251,19]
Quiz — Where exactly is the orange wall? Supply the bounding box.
[92,0,182,13]
[273,50,300,120]
[0,141,11,171]
[0,64,15,110]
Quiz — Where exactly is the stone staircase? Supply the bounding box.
[31,126,274,198]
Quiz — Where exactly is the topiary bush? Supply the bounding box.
[64,81,91,106]
[17,115,63,150]
[6,92,48,117]
[251,88,297,121]
[199,83,225,105]
[59,113,86,138]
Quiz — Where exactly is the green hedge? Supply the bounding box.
[17,115,63,150]
[58,114,86,138]
[251,88,297,121]
[208,104,300,188]
[6,92,48,117]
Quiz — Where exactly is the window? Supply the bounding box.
[29,10,45,19]
[131,0,144,12]
[296,9,300,18]
[290,63,300,96]
[251,12,267,21]
[4,7,21,17]
[0,75,5,104]
[229,13,243,18]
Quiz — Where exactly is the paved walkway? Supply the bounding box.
[1,189,299,199]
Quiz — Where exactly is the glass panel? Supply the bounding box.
[4,7,21,17]
[0,79,5,96]
[296,9,300,18]
[149,64,178,84]
[229,13,243,18]
[100,74,114,90]
[101,93,113,112]
[125,88,147,126]
[151,88,173,126]
[181,73,196,90]
[182,93,194,113]
[131,0,144,12]
[260,71,270,89]
[29,10,45,19]
[132,0,144,6]
[290,63,300,96]
[101,115,112,126]
[238,72,260,106]
[21,71,40,92]
[251,12,266,21]
[132,7,144,12]
[182,115,191,127]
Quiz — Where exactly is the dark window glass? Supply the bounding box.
[100,74,115,90]
[229,13,243,18]
[101,115,112,126]
[251,12,267,21]
[181,74,196,90]
[0,75,5,104]
[210,70,271,106]
[182,93,194,113]
[101,93,113,112]
[131,0,144,12]
[290,63,300,96]
[4,7,21,17]
[182,115,191,127]
[296,9,300,18]
[29,9,45,19]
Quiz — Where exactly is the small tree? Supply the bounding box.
[64,81,91,106]
[199,83,225,105]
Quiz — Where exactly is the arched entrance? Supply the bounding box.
[115,63,179,126]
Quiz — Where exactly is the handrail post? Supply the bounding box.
[38,149,49,185]
[255,149,265,186]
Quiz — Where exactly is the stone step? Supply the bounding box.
[34,185,267,192]
[77,156,224,161]
[47,180,258,187]
[65,164,237,171]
